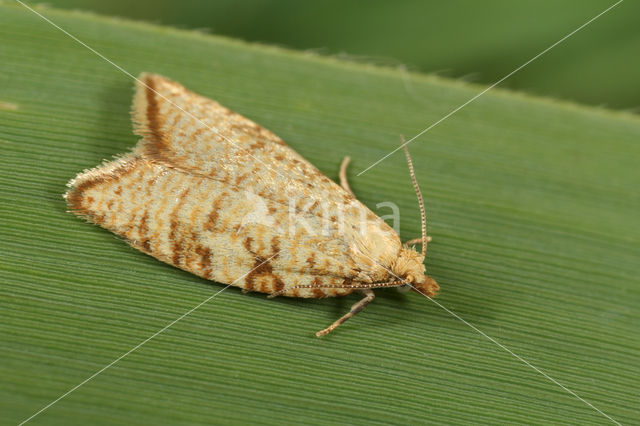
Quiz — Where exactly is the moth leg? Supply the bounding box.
[316,288,375,337]
[339,156,354,196]
[404,236,432,246]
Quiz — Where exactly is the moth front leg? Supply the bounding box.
[316,288,375,337]
[404,236,432,248]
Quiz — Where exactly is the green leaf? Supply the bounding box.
[1,4,638,424]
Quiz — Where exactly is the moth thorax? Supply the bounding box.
[392,247,439,297]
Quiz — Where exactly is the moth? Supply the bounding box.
[65,74,439,336]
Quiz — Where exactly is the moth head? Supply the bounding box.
[392,247,439,297]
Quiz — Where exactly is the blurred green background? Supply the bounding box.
[43,0,639,112]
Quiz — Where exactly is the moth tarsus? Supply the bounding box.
[65,73,439,337]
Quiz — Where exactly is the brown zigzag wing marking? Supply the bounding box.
[65,74,412,297]
[65,154,362,297]
[130,74,403,285]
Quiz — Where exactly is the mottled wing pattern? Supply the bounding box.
[133,73,348,209]
[65,74,403,297]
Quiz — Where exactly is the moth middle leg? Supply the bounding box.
[316,288,375,337]
[339,156,354,196]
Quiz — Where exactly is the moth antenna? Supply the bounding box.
[401,136,427,257]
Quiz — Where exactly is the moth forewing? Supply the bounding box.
[65,73,438,337]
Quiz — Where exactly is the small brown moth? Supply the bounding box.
[65,74,439,336]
